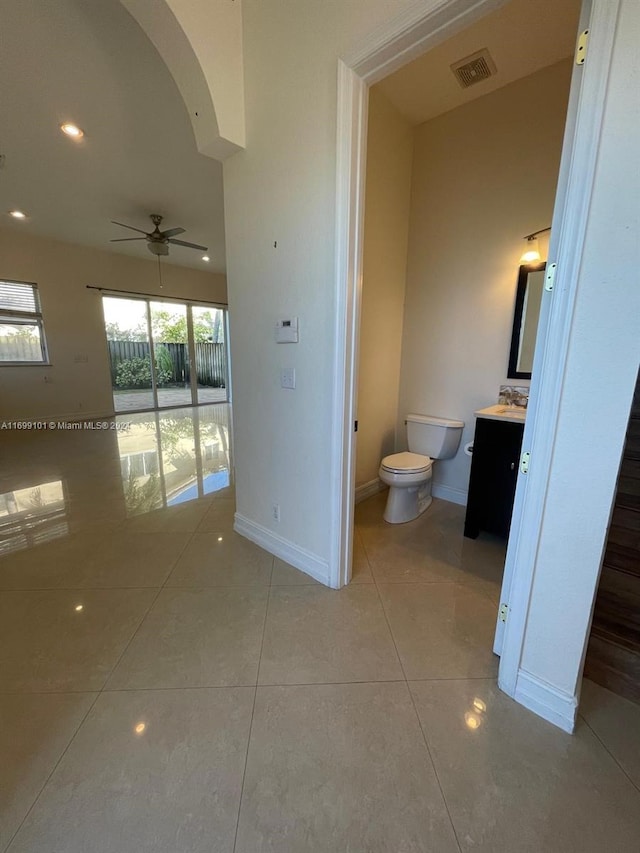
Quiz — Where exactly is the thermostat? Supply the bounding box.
[276,317,299,343]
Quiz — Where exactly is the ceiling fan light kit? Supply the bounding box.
[148,242,169,256]
[110,213,208,257]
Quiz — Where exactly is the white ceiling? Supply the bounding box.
[0,0,226,272]
[376,0,581,126]
[0,0,581,275]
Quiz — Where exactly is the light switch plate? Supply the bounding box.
[281,367,296,389]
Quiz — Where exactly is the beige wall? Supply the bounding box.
[223,0,419,561]
[0,229,227,420]
[356,88,413,489]
[397,59,571,502]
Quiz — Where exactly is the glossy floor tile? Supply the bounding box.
[0,526,116,589]
[167,531,273,587]
[2,407,638,852]
[235,682,460,853]
[107,587,268,689]
[196,499,237,533]
[259,585,403,685]
[0,692,96,851]
[119,498,212,533]
[579,678,640,789]
[378,582,499,679]
[410,679,640,852]
[0,588,156,692]
[270,557,321,585]
[357,493,506,590]
[350,529,375,583]
[365,534,468,583]
[1,531,190,589]
[7,688,254,853]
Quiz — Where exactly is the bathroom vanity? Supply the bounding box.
[464,405,525,539]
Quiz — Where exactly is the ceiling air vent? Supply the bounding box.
[450,49,497,89]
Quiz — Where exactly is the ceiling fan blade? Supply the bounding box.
[167,238,208,251]
[111,220,149,235]
[162,227,186,238]
[110,237,147,242]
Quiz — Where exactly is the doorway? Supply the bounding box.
[349,0,581,708]
[333,0,621,730]
[102,294,229,413]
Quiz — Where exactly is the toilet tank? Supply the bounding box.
[406,413,464,459]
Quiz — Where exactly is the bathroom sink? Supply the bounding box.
[474,404,526,423]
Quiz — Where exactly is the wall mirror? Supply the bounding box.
[508,262,546,379]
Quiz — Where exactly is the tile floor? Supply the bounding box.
[1,404,639,851]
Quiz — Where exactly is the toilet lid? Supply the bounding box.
[381,451,431,474]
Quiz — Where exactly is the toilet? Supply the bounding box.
[379,413,464,523]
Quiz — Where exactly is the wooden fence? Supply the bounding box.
[108,340,227,388]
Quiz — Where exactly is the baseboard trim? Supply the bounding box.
[355,478,386,504]
[512,669,577,733]
[432,482,467,506]
[234,513,330,587]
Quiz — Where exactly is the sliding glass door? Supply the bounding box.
[149,300,192,409]
[103,296,155,413]
[191,305,228,404]
[103,295,228,413]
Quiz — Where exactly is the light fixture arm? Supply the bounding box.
[523,226,552,241]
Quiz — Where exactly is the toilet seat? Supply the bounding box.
[381,451,431,474]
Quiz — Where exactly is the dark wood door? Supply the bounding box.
[584,370,640,704]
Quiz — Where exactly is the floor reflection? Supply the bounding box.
[0,479,68,556]
[117,404,232,515]
[0,405,232,557]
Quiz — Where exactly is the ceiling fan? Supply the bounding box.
[110,214,207,257]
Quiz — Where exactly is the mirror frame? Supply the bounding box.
[508,262,546,380]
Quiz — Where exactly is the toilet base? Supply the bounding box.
[383,482,433,524]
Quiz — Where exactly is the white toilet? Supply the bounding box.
[379,413,464,523]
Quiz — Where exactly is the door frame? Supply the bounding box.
[330,0,621,722]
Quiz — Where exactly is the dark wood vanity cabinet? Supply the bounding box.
[464,417,524,539]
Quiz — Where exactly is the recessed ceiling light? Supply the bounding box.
[60,123,84,139]
[9,210,27,219]
[202,255,210,262]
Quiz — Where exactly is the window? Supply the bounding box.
[0,280,48,363]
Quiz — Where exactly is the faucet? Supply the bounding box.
[498,384,529,409]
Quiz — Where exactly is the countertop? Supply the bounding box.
[474,404,527,424]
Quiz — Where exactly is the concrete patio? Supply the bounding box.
[114,387,228,412]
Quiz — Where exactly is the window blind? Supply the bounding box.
[0,280,40,315]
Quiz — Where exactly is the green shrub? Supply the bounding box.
[115,357,171,389]
[154,346,174,381]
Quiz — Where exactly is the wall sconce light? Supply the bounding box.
[520,227,551,265]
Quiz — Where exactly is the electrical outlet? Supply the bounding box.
[272,503,280,522]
